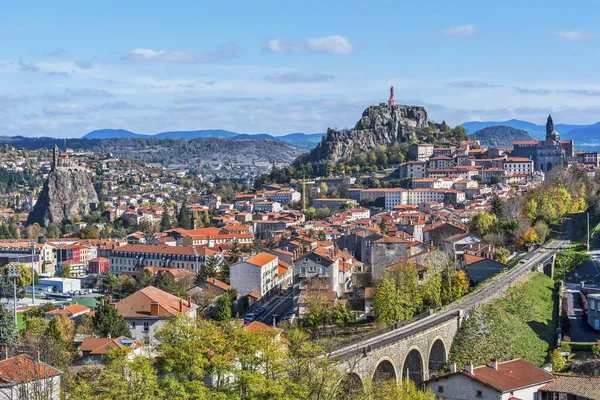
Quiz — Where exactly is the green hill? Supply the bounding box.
[448,273,558,367]
[469,125,535,148]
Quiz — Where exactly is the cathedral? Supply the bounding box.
[512,114,574,172]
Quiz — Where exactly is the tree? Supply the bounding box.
[468,212,499,237]
[368,379,436,400]
[46,223,60,238]
[200,255,221,281]
[101,272,119,295]
[0,302,17,350]
[213,295,232,321]
[92,303,132,338]
[178,201,191,230]
[592,340,600,358]
[490,196,505,217]
[549,348,565,372]
[137,268,155,290]
[61,263,71,278]
[160,204,171,232]
[203,209,211,226]
[453,270,470,298]
[493,248,511,264]
[379,220,388,236]
[218,261,231,285]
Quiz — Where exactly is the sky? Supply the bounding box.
[2,0,600,137]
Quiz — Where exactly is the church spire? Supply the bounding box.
[388,86,396,106]
[546,114,554,140]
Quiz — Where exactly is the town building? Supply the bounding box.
[512,115,575,172]
[0,354,62,399]
[230,253,280,300]
[425,359,555,400]
[114,286,198,343]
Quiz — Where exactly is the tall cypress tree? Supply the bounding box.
[0,303,17,349]
[178,201,191,230]
[160,204,171,232]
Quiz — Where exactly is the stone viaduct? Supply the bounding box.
[330,249,557,394]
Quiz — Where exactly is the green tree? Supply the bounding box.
[468,212,499,237]
[92,303,132,338]
[61,263,71,278]
[178,201,191,230]
[368,379,436,400]
[0,303,17,349]
[200,255,221,281]
[592,340,600,358]
[549,348,565,372]
[160,204,171,232]
[137,268,155,290]
[46,223,60,238]
[101,272,119,295]
[213,295,232,321]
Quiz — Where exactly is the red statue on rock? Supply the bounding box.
[388,86,396,106]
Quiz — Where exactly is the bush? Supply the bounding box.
[570,342,595,352]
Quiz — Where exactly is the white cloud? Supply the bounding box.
[551,31,595,40]
[0,94,31,108]
[264,35,354,55]
[440,25,477,37]
[65,88,113,97]
[264,71,334,84]
[121,44,242,63]
[44,104,87,116]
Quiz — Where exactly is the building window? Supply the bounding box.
[437,386,444,393]
[476,391,482,398]
[143,322,149,332]
[131,322,136,329]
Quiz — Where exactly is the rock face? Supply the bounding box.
[27,167,98,227]
[300,104,428,164]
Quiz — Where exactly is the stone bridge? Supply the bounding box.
[333,310,463,393]
[332,246,559,395]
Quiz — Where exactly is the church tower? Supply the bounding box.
[546,114,559,141]
[388,86,396,106]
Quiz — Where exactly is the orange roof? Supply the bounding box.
[247,291,261,299]
[45,304,90,316]
[246,252,278,267]
[113,244,217,257]
[205,277,231,291]
[79,336,128,355]
[464,253,487,265]
[115,286,196,319]
[244,321,282,335]
[0,354,61,384]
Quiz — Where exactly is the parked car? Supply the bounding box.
[244,313,256,323]
[254,307,266,316]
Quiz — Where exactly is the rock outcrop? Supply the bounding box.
[27,167,98,227]
[300,104,428,164]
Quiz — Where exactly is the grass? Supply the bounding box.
[16,312,24,330]
[448,272,558,367]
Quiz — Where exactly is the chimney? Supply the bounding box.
[179,298,183,313]
[449,362,456,373]
[490,359,498,370]
[465,360,474,375]
[150,301,159,316]
[187,296,191,308]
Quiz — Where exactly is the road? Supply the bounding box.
[565,287,600,342]
[330,234,570,360]
[256,289,294,325]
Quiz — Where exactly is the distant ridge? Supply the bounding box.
[82,129,324,150]
[469,125,534,148]
[461,119,591,140]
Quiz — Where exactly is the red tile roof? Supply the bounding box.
[246,252,278,267]
[115,286,196,318]
[0,354,61,384]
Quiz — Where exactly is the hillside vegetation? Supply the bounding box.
[469,125,534,148]
[449,273,558,367]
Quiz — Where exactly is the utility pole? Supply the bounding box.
[302,175,306,211]
[587,212,590,252]
[8,263,19,328]
[29,242,35,306]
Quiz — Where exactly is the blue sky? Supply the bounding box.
[2,0,600,137]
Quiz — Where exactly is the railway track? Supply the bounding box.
[330,235,569,360]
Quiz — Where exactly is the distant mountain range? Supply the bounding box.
[461,119,600,148]
[469,126,534,148]
[82,129,324,150]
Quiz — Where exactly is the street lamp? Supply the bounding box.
[29,242,36,306]
[193,247,199,275]
[7,263,19,328]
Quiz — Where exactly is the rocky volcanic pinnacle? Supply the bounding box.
[27,167,99,227]
[300,103,428,164]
